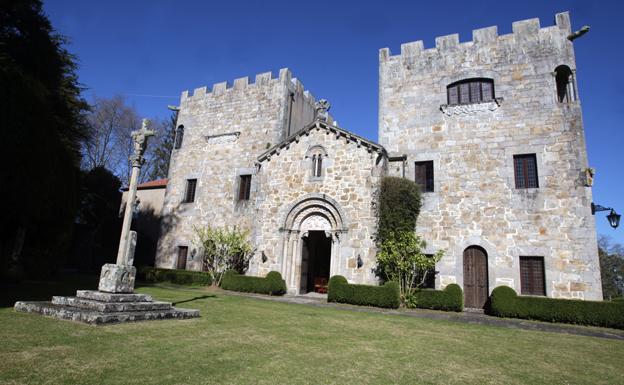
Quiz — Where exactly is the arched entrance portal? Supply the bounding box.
[280,194,347,295]
[463,246,489,309]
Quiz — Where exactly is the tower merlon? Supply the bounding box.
[380,12,574,62]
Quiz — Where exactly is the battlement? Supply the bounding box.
[379,12,572,62]
[180,68,317,106]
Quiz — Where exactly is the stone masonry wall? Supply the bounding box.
[379,12,602,299]
[155,69,317,269]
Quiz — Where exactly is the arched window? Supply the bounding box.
[174,125,184,149]
[447,78,494,105]
[312,155,322,177]
[555,65,576,103]
[305,145,327,179]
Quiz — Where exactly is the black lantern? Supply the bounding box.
[592,203,621,229]
[607,210,621,229]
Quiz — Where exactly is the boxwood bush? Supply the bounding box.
[408,283,463,312]
[488,286,624,329]
[139,266,212,286]
[220,270,286,296]
[327,275,400,309]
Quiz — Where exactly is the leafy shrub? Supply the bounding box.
[139,266,212,286]
[407,283,463,312]
[327,275,400,309]
[220,270,286,296]
[488,286,624,329]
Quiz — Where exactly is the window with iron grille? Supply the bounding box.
[519,256,545,296]
[238,175,252,201]
[183,179,197,203]
[513,154,539,189]
[415,161,434,192]
[447,78,495,105]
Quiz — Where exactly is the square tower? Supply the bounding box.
[379,12,602,302]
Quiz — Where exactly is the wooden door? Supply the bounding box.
[177,246,188,270]
[463,246,488,308]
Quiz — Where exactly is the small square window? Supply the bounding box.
[238,175,252,201]
[183,179,197,203]
[514,154,539,189]
[519,256,545,296]
[415,161,434,192]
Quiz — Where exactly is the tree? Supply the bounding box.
[193,226,255,287]
[374,177,443,303]
[0,0,90,277]
[598,236,624,300]
[377,231,443,300]
[147,111,177,180]
[82,95,141,185]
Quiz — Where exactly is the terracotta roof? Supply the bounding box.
[122,178,168,191]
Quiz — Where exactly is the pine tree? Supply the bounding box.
[148,112,177,181]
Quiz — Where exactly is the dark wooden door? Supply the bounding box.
[177,246,188,270]
[463,247,488,308]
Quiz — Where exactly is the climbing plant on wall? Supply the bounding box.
[374,177,443,303]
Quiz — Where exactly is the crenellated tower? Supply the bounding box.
[379,12,602,302]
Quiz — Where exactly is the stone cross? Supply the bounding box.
[315,99,331,122]
[115,118,155,265]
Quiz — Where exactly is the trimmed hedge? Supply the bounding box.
[220,270,286,296]
[408,284,463,312]
[139,266,212,286]
[488,286,624,329]
[327,275,400,309]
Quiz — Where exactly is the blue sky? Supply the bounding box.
[44,0,623,244]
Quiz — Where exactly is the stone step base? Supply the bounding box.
[76,290,152,303]
[51,296,172,312]
[14,301,199,325]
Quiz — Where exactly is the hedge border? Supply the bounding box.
[327,275,400,309]
[139,266,212,286]
[488,286,624,329]
[220,270,286,296]
[409,283,463,312]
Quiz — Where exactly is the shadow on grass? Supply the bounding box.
[173,295,216,306]
[0,273,99,308]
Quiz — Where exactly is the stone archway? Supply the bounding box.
[279,194,347,294]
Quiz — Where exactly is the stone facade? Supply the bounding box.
[379,12,602,300]
[156,12,603,300]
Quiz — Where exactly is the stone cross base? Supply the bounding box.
[98,263,136,293]
[14,290,199,325]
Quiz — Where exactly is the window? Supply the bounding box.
[514,154,539,189]
[312,155,322,177]
[183,179,197,203]
[519,256,545,296]
[555,65,576,103]
[447,78,494,105]
[415,161,434,192]
[238,175,251,201]
[174,125,184,149]
[416,255,436,289]
[177,246,188,270]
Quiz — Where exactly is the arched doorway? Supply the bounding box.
[279,194,347,294]
[463,246,488,309]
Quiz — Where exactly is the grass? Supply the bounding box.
[1,278,624,385]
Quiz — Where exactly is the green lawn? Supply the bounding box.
[1,283,624,385]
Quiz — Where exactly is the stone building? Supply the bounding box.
[156,12,603,303]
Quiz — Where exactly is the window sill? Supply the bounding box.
[440,98,503,116]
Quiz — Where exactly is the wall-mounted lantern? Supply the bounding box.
[592,203,621,229]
